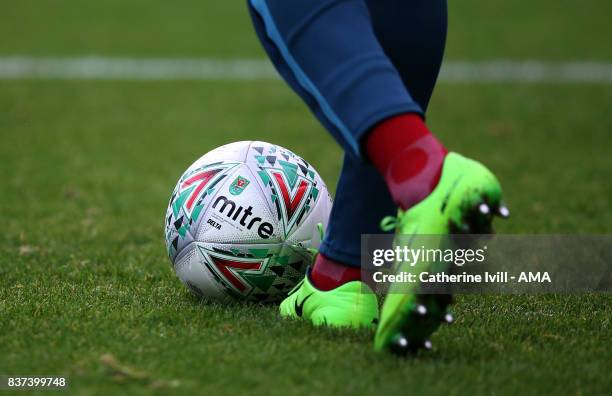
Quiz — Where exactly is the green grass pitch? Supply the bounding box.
[1,1,611,395]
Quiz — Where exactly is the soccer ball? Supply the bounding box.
[164,141,332,303]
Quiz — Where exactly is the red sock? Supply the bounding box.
[310,253,361,291]
[311,115,445,290]
[365,113,447,209]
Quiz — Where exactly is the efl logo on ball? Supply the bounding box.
[229,175,250,196]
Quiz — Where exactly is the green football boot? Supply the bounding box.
[280,270,379,329]
[374,152,509,354]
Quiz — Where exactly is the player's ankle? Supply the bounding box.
[365,113,447,209]
[310,253,362,291]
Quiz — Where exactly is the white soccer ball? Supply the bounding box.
[164,141,332,303]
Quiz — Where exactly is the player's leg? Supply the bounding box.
[248,0,421,156]
[248,0,448,330]
[248,0,421,329]
[248,0,509,342]
[362,0,510,353]
[275,158,386,328]
[307,0,453,300]
[275,158,386,329]
[367,0,448,112]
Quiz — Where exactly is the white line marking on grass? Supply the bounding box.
[0,57,611,83]
[440,60,612,83]
[0,57,278,81]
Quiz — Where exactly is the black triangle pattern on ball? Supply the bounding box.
[289,260,304,271]
[253,146,264,154]
[269,266,285,277]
